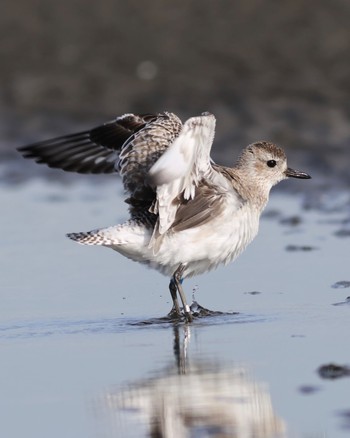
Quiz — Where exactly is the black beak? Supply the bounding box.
[285,167,311,179]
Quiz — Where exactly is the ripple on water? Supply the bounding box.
[129,302,274,328]
[0,306,276,339]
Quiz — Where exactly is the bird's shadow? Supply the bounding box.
[129,301,239,326]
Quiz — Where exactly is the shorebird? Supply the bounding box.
[18,112,311,322]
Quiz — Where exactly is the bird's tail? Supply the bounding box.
[66,226,126,246]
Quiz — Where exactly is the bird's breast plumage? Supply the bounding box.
[148,197,261,278]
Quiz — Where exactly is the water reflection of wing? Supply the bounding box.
[103,362,286,438]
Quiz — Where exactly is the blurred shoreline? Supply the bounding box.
[1,0,350,191]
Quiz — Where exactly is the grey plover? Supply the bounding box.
[18,112,311,322]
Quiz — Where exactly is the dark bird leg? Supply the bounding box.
[170,264,193,323]
[169,278,181,317]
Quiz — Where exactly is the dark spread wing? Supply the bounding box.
[17,113,174,175]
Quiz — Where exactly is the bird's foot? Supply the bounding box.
[167,305,193,323]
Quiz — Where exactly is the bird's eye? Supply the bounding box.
[267,160,277,168]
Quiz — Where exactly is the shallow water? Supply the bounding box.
[1,180,350,437]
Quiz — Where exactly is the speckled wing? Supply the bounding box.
[148,113,216,236]
[117,112,183,202]
[17,113,182,179]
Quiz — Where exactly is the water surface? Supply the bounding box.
[1,180,349,437]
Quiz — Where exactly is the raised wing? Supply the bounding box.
[117,112,183,202]
[148,113,217,238]
[17,113,175,175]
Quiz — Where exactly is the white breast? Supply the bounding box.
[151,201,260,278]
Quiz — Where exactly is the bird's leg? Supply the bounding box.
[173,264,193,323]
[169,278,181,316]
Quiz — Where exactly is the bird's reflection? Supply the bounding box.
[101,326,285,438]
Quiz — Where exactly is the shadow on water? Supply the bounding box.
[129,299,277,328]
[0,304,272,340]
[130,311,270,328]
[129,301,240,327]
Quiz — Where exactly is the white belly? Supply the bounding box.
[113,203,260,278]
[156,203,260,277]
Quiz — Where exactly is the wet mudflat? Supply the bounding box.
[1,179,349,438]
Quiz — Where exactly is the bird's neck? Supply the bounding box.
[220,166,270,212]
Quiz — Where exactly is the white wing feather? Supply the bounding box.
[149,113,216,235]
